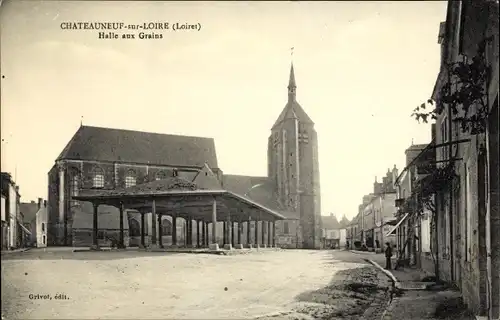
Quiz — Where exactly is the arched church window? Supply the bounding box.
[69,168,81,207]
[155,171,166,181]
[125,169,136,188]
[129,218,140,237]
[92,167,105,188]
[162,218,172,236]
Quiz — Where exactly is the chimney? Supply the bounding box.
[38,198,42,209]
[43,200,47,207]
[31,200,35,204]
[330,213,333,217]
[382,177,388,191]
[392,165,399,187]
[373,182,382,195]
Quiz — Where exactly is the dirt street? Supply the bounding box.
[1,249,387,319]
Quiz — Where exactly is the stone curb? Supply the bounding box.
[380,295,401,320]
[349,249,377,255]
[366,259,399,285]
[363,259,400,320]
[359,262,394,320]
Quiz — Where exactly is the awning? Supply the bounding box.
[18,221,32,235]
[385,213,409,237]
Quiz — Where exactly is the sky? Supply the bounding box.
[0,0,445,220]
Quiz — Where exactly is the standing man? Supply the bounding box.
[384,242,393,270]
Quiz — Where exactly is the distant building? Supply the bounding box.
[20,198,48,248]
[1,172,29,250]
[1,194,6,249]
[321,213,350,249]
[357,166,398,251]
[321,214,340,248]
[20,200,40,246]
[35,201,48,248]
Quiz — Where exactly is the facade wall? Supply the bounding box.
[72,229,130,247]
[8,183,17,248]
[36,208,48,248]
[275,219,299,248]
[431,2,499,316]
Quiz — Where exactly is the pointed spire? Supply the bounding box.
[288,63,297,101]
[289,63,296,88]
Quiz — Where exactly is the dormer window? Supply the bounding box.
[125,169,136,188]
[172,170,178,177]
[92,167,105,188]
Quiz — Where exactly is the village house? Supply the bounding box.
[345,215,360,249]
[320,213,351,249]
[403,1,499,318]
[391,141,435,272]
[1,194,6,249]
[35,200,48,248]
[358,168,398,252]
[20,200,40,247]
[1,172,30,250]
[433,1,499,318]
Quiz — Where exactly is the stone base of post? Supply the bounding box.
[235,244,244,249]
[246,244,253,249]
[223,244,233,250]
[90,244,101,251]
[209,243,220,251]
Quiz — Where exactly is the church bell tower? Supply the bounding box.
[267,63,322,249]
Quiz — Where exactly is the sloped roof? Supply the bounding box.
[72,202,129,230]
[20,202,39,223]
[339,215,351,228]
[57,125,218,168]
[322,215,340,230]
[192,163,222,190]
[272,101,314,129]
[222,174,299,219]
[222,174,269,196]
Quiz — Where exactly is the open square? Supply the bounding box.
[1,249,382,319]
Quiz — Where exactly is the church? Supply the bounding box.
[47,64,322,249]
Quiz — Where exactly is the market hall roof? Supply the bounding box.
[222,174,299,220]
[57,125,219,168]
[73,177,287,222]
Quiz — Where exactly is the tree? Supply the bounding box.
[412,37,492,135]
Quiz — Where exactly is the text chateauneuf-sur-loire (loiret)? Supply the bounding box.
[60,21,201,40]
